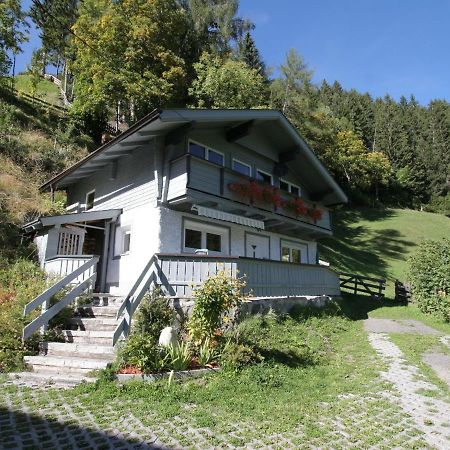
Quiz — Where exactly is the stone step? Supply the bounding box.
[67,317,118,331]
[88,294,125,306]
[62,330,114,345]
[8,371,95,389]
[24,355,112,375]
[43,342,115,359]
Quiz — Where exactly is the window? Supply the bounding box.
[256,169,273,185]
[189,141,224,166]
[114,226,131,256]
[281,240,307,264]
[183,220,229,255]
[85,190,95,210]
[232,159,252,177]
[279,179,301,197]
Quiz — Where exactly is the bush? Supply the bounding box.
[134,289,174,343]
[0,259,47,372]
[219,341,261,372]
[188,271,247,345]
[117,334,166,374]
[408,239,450,321]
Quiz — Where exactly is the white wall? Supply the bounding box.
[158,207,317,265]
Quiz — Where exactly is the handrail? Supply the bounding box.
[113,254,160,346]
[22,256,98,340]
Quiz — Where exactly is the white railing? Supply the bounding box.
[44,256,95,284]
[23,256,99,341]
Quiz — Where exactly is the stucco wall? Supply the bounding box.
[158,207,317,265]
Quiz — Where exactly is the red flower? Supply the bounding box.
[309,208,323,221]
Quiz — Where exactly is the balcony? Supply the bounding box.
[166,154,332,237]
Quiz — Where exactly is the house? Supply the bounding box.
[24,109,347,301]
[18,109,348,380]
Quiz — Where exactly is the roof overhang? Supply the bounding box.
[22,209,122,233]
[40,109,348,206]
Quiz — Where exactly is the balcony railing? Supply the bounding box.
[167,154,331,231]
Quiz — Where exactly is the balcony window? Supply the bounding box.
[256,169,273,185]
[189,142,206,159]
[232,159,252,177]
[189,140,224,166]
[280,179,301,197]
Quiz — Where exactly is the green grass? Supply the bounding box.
[13,74,63,107]
[320,207,450,297]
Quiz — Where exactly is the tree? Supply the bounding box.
[27,49,46,100]
[188,52,267,108]
[70,0,193,138]
[0,0,28,78]
[238,32,266,78]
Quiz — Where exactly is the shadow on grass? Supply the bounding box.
[319,208,415,281]
[0,406,169,449]
[336,293,402,321]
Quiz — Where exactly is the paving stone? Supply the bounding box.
[364,318,442,334]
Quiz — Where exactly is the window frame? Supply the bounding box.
[256,169,273,185]
[279,179,301,196]
[232,158,252,177]
[85,190,95,211]
[280,239,308,264]
[188,139,225,166]
[113,225,132,258]
[182,219,229,255]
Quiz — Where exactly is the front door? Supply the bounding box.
[246,233,270,259]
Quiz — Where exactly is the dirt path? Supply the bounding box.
[365,318,450,449]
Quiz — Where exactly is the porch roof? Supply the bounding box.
[22,209,122,233]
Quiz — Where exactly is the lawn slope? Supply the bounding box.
[319,208,450,295]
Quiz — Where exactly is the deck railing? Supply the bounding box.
[112,253,340,345]
[44,255,96,283]
[23,256,99,340]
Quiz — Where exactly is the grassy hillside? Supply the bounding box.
[319,208,450,296]
[13,74,64,107]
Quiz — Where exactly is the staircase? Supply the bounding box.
[10,294,123,389]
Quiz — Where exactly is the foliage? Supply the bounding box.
[134,290,174,343]
[197,338,219,366]
[117,333,166,373]
[219,340,260,372]
[165,342,192,371]
[189,52,267,108]
[188,271,247,345]
[238,31,266,78]
[408,239,450,321]
[0,259,46,372]
[71,0,193,134]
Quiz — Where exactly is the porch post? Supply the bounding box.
[99,221,111,293]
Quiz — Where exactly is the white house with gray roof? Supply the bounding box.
[25,109,347,301]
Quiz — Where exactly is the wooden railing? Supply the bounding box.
[168,155,332,231]
[22,257,99,341]
[112,255,160,346]
[339,272,386,298]
[44,256,95,283]
[112,253,341,345]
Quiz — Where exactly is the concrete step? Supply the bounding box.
[67,317,118,331]
[62,329,114,345]
[76,305,121,318]
[43,342,115,359]
[8,371,96,389]
[24,355,112,375]
[88,294,125,306]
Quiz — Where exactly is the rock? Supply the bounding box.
[158,326,178,348]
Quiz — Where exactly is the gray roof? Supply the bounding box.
[41,109,347,205]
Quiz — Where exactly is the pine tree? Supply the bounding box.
[239,32,266,78]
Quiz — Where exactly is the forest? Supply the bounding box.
[1,0,450,257]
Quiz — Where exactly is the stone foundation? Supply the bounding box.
[168,295,334,324]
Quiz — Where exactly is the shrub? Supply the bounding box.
[0,259,46,372]
[134,289,174,343]
[165,342,192,371]
[117,334,166,373]
[219,341,261,372]
[408,239,450,321]
[188,271,247,345]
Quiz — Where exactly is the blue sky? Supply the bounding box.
[14,0,450,105]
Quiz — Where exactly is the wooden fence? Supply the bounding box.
[339,272,386,298]
[394,280,412,304]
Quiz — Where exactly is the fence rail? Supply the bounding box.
[339,272,386,298]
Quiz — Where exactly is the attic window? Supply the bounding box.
[85,190,95,210]
[280,179,301,197]
[188,140,224,166]
[256,169,273,185]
